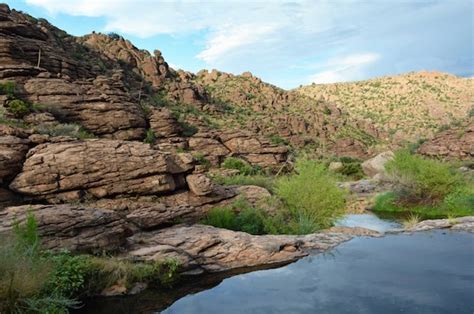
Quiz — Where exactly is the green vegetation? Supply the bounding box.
[221,157,262,175]
[275,159,347,232]
[144,129,156,144]
[192,153,211,169]
[7,99,31,118]
[330,156,365,180]
[0,81,16,97]
[205,159,347,234]
[373,151,474,218]
[35,123,96,139]
[0,213,180,314]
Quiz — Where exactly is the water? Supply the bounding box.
[335,213,402,232]
[79,231,474,314]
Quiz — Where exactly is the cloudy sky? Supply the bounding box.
[6,0,473,89]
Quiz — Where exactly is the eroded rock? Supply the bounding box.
[9,140,194,201]
[0,204,129,252]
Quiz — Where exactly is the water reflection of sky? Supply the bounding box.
[162,231,474,314]
[335,213,402,232]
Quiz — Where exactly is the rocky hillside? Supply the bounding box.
[297,71,473,142]
[193,69,385,157]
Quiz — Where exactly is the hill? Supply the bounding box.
[297,71,474,142]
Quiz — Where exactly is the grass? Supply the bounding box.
[0,213,180,314]
[373,151,474,219]
[144,129,156,144]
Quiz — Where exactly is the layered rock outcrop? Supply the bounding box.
[0,204,129,252]
[9,139,194,202]
[418,123,474,160]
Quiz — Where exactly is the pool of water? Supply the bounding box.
[335,213,402,232]
[79,230,474,314]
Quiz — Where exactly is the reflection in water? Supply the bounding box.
[335,213,402,232]
[78,231,474,314]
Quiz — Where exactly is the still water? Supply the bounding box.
[81,230,474,314]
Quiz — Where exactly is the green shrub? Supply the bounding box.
[201,207,237,230]
[0,81,16,97]
[268,134,289,146]
[385,150,462,204]
[35,123,96,139]
[221,157,261,175]
[193,153,212,169]
[234,206,266,235]
[7,99,31,118]
[275,159,347,232]
[144,129,156,144]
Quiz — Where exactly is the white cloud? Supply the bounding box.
[309,53,380,84]
[24,0,472,87]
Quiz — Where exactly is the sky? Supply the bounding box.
[5,0,474,89]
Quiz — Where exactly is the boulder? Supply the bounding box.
[361,151,394,178]
[9,140,194,201]
[0,131,30,184]
[0,204,129,252]
[186,174,214,196]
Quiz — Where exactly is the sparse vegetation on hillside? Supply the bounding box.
[298,72,474,141]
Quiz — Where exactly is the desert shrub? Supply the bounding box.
[275,159,347,232]
[35,123,96,139]
[212,174,275,191]
[221,157,261,175]
[0,81,16,97]
[193,153,212,169]
[385,150,462,204]
[7,99,31,118]
[144,129,156,144]
[268,134,289,146]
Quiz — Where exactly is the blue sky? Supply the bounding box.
[5,0,473,89]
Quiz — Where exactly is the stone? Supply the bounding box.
[0,204,129,252]
[186,174,214,196]
[0,133,30,184]
[9,140,194,201]
[361,151,394,178]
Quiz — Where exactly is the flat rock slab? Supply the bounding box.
[126,224,358,273]
[403,216,474,233]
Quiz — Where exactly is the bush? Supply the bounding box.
[0,81,16,97]
[0,213,181,313]
[193,153,211,169]
[275,159,347,232]
[221,157,261,175]
[144,129,156,144]
[7,99,31,118]
[201,199,267,235]
[35,123,96,139]
[385,150,462,204]
[201,206,237,230]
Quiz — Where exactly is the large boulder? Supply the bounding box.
[361,151,394,178]
[0,204,129,252]
[9,140,194,202]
